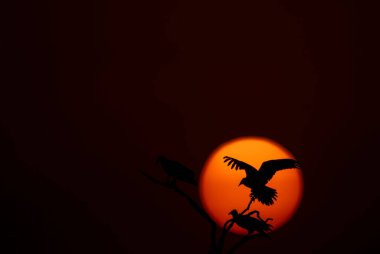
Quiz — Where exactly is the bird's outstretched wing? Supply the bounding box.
[259,159,301,183]
[223,156,257,177]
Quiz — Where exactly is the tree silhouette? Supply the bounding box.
[140,170,217,251]
[141,156,280,253]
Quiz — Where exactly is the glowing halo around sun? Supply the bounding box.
[199,137,303,235]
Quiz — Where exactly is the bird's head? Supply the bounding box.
[228,209,238,218]
[239,178,248,187]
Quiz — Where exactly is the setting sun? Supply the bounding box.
[199,137,303,235]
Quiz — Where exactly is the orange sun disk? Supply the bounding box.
[199,137,303,235]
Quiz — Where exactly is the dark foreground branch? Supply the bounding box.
[217,219,234,252]
[227,233,269,254]
[140,171,217,251]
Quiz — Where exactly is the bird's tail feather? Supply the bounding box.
[253,186,278,206]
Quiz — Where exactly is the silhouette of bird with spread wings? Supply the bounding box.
[156,156,198,186]
[223,156,301,205]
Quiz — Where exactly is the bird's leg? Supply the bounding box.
[254,211,264,222]
[247,197,254,210]
[247,210,259,217]
[241,198,255,215]
[246,210,269,223]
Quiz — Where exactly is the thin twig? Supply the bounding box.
[140,170,217,251]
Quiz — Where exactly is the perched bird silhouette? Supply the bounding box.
[228,209,273,235]
[156,156,198,186]
[223,156,301,205]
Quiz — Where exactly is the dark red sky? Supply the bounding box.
[1,0,378,253]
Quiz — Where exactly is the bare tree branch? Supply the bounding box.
[227,233,269,254]
[217,219,234,252]
[140,170,217,251]
[141,170,269,254]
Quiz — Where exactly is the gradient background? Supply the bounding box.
[1,0,378,253]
